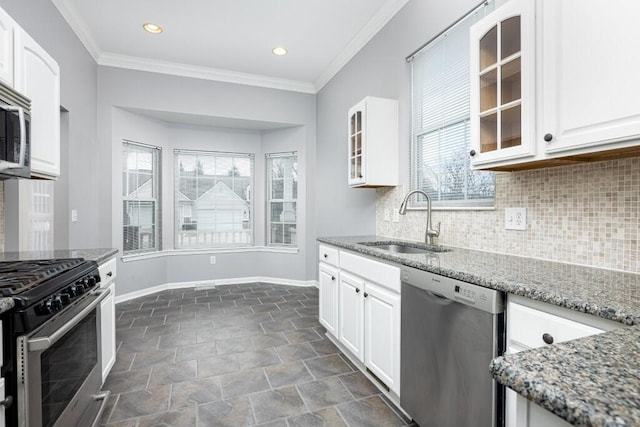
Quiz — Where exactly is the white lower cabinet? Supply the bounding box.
[363,281,400,393]
[338,271,365,360]
[98,258,117,383]
[318,246,401,396]
[318,262,339,337]
[505,295,621,427]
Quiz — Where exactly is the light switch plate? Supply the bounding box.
[71,209,78,222]
[505,207,526,230]
[392,209,400,223]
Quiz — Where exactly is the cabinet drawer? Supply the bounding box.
[508,302,603,349]
[98,257,117,288]
[319,245,339,267]
[339,250,400,293]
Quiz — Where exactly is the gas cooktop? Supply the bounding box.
[0,258,85,296]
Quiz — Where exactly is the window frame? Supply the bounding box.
[174,149,255,249]
[122,140,162,255]
[266,152,298,247]
[408,0,496,210]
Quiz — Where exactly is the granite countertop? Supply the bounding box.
[0,248,118,265]
[318,235,640,426]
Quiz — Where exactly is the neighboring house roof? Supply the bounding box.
[178,175,250,202]
[127,174,153,197]
[178,181,249,209]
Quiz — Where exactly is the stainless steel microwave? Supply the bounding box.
[0,81,31,179]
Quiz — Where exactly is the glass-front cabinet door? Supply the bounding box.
[469,0,535,169]
[348,102,366,186]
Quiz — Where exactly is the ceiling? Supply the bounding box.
[52,0,409,94]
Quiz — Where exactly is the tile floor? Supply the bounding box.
[100,283,415,426]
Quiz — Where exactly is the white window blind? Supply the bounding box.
[175,150,254,248]
[410,1,495,208]
[266,152,298,246]
[122,141,162,254]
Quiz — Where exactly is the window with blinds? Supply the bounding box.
[410,1,495,208]
[122,141,161,254]
[174,150,254,248]
[266,152,298,246]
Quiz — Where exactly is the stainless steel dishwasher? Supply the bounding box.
[400,266,505,427]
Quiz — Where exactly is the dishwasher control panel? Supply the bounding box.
[401,267,504,314]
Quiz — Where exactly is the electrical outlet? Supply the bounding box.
[210,256,216,265]
[384,208,390,221]
[71,209,78,222]
[505,207,527,230]
[392,209,400,223]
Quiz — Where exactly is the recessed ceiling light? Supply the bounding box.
[272,47,288,56]
[143,23,163,34]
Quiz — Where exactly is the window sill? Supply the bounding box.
[406,206,496,212]
[121,246,299,263]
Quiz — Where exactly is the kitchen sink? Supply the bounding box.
[359,241,451,254]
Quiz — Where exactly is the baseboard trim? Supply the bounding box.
[115,276,318,303]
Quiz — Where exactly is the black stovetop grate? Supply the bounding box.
[0,259,85,296]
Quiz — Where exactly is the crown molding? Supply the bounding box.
[52,0,101,61]
[52,0,409,94]
[313,0,409,92]
[98,52,316,94]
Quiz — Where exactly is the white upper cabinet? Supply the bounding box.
[470,0,640,171]
[0,7,15,87]
[14,28,60,179]
[539,0,640,157]
[470,0,536,167]
[348,96,398,187]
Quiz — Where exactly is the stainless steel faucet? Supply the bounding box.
[399,190,441,245]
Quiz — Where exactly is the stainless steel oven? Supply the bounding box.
[0,259,109,427]
[17,288,110,427]
[0,80,31,180]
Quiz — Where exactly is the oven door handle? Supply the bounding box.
[27,288,111,352]
[0,105,27,171]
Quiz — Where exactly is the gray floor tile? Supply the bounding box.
[219,368,270,399]
[169,377,222,409]
[130,348,176,369]
[304,355,353,379]
[215,336,253,355]
[103,368,151,394]
[337,395,405,427]
[102,284,410,427]
[136,406,196,427]
[236,348,281,370]
[339,371,381,399]
[250,385,307,424]
[297,377,354,410]
[284,328,323,343]
[197,354,241,378]
[287,407,348,427]
[148,361,197,386]
[109,385,171,422]
[197,397,255,427]
[175,341,217,362]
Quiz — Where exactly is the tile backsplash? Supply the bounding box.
[377,158,640,273]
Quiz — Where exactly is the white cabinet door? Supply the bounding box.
[470,0,536,168]
[0,7,14,87]
[541,0,640,157]
[15,29,60,178]
[338,271,364,362]
[100,282,116,383]
[364,281,400,395]
[347,97,398,187]
[318,262,339,337]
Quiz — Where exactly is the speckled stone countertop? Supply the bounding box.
[0,248,118,265]
[490,327,640,426]
[318,235,640,426]
[318,235,640,325]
